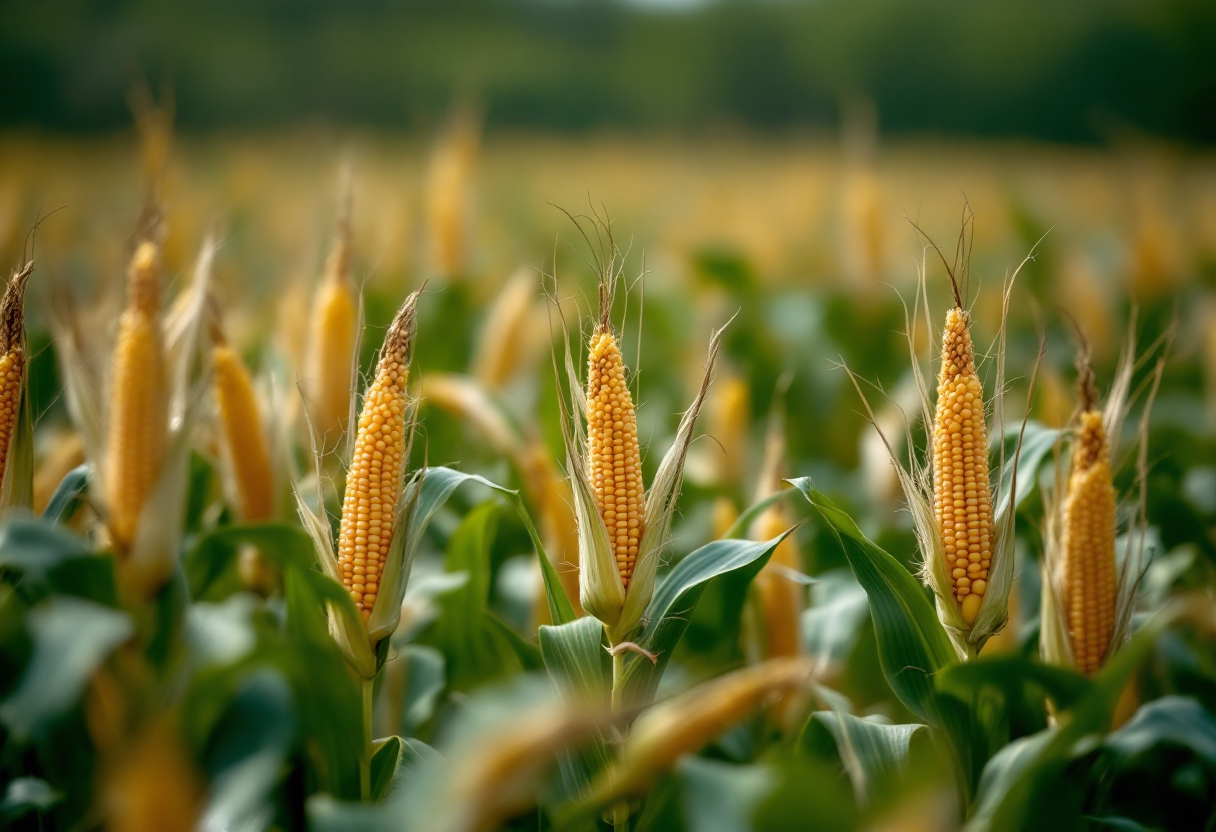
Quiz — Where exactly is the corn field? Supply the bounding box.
[0,113,1215,832]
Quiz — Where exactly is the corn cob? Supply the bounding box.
[1060,410,1117,675]
[307,221,357,437]
[586,327,645,589]
[932,308,994,626]
[0,263,31,489]
[212,339,274,522]
[336,294,419,620]
[105,241,169,549]
[754,505,802,659]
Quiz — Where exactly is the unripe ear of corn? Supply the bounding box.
[585,327,646,591]
[212,340,275,523]
[932,308,994,626]
[306,218,358,438]
[105,241,169,550]
[337,293,419,621]
[1059,411,1117,675]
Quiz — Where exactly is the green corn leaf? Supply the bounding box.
[621,534,785,708]
[40,463,90,525]
[0,596,132,739]
[539,616,612,802]
[791,479,957,724]
[801,711,928,807]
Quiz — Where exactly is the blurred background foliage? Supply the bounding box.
[2,0,1216,143]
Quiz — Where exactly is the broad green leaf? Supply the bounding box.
[0,519,92,576]
[400,645,445,731]
[679,756,775,832]
[791,480,956,724]
[0,518,115,605]
[485,613,542,671]
[371,736,440,802]
[801,711,927,807]
[621,535,785,707]
[200,669,295,832]
[0,596,132,738]
[40,463,90,525]
[936,653,1093,714]
[539,616,612,802]
[425,502,521,691]
[966,729,1055,832]
[802,569,870,663]
[387,466,575,630]
[539,616,609,707]
[994,421,1061,520]
[190,524,366,647]
[968,605,1196,832]
[186,595,258,668]
[1103,696,1216,765]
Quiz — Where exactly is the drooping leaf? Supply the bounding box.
[400,645,446,732]
[801,711,927,807]
[621,534,785,707]
[40,463,90,525]
[371,736,441,802]
[539,616,612,802]
[791,480,956,724]
[1102,695,1216,766]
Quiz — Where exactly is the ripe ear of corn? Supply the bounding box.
[307,228,358,438]
[105,241,169,550]
[585,328,645,590]
[337,294,418,621]
[932,308,994,626]
[212,341,274,523]
[1060,411,1117,675]
[0,262,32,495]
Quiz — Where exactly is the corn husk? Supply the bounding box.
[1040,320,1169,674]
[846,235,1040,658]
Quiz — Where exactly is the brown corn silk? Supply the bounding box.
[307,229,357,436]
[586,327,645,589]
[932,308,994,626]
[212,342,274,522]
[0,264,31,489]
[1061,411,1118,675]
[337,296,417,620]
[105,241,169,549]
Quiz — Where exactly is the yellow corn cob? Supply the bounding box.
[336,295,418,620]
[105,241,169,550]
[212,342,274,522]
[1060,411,1117,675]
[932,308,994,626]
[586,328,645,589]
[102,719,201,832]
[754,504,802,659]
[0,263,31,488]
[307,228,357,437]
